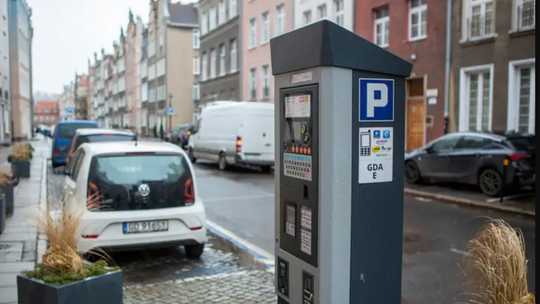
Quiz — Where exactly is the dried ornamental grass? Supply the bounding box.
[465,219,535,304]
[13,142,32,161]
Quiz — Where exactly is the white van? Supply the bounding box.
[187,101,274,172]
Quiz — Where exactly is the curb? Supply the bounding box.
[36,156,48,264]
[404,188,536,218]
[206,220,275,271]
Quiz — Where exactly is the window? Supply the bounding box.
[334,0,344,26]
[459,65,493,132]
[275,4,285,36]
[210,49,217,78]
[303,10,312,25]
[518,0,536,30]
[249,18,257,48]
[430,135,460,152]
[219,44,226,76]
[230,40,237,72]
[193,83,200,100]
[193,29,200,49]
[193,57,200,75]
[261,12,270,44]
[374,7,390,47]
[201,12,208,35]
[261,65,270,99]
[209,7,217,31]
[508,61,535,134]
[229,0,237,19]
[249,68,257,100]
[202,52,208,81]
[469,0,495,40]
[219,0,226,25]
[409,0,427,41]
[457,135,501,149]
[318,4,327,20]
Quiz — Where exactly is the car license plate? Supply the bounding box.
[123,220,169,234]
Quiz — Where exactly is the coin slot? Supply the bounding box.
[303,185,308,201]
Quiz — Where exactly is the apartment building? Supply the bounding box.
[104,51,114,128]
[58,82,75,121]
[140,27,149,135]
[0,0,9,144]
[112,36,127,128]
[86,61,94,120]
[450,0,535,134]
[92,51,107,128]
[8,0,33,140]
[33,100,59,127]
[74,74,88,120]
[198,0,240,110]
[294,0,352,30]
[146,0,199,130]
[356,0,448,151]
[126,10,144,134]
[242,0,293,103]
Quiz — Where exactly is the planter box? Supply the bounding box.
[2,185,14,216]
[12,160,31,178]
[0,194,5,234]
[17,269,123,304]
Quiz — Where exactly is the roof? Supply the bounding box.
[75,128,134,137]
[34,100,59,113]
[81,141,184,156]
[270,20,413,77]
[167,2,198,26]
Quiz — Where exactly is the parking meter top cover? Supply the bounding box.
[270,20,413,77]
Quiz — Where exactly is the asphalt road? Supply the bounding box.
[194,161,536,304]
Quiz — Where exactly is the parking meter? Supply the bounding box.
[271,20,413,304]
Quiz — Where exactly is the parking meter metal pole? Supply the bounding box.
[271,20,413,304]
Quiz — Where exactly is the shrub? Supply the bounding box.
[13,143,33,161]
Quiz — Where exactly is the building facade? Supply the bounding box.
[198,0,240,109]
[33,100,59,127]
[125,11,143,134]
[241,0,293,103]
[355,0,447,151]
[74,74,88,120]
[58,82,75,121]
[0,0,10,144]
[294,0,353,30]
[112,36,127,128]
[8,0,33,140]
[450,0,535,135]
[140,27,149,135]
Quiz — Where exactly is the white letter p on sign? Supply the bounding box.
[366,83,388,118]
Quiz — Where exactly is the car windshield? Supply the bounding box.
[74,134,136,151]
[88,153,194,211]
[58,123,97,139]
[507,136,535,152]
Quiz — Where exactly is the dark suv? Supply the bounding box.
[405,132,535,197]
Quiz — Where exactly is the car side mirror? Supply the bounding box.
[425,146,435,154]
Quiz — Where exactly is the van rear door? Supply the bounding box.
[240,114,274,162]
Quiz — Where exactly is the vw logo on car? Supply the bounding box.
[138,184,151,197]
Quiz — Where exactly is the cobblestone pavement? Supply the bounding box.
[124,270,277,304]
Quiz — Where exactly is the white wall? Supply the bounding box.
[293,0,354,31]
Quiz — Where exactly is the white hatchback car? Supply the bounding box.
[61,141,207,258]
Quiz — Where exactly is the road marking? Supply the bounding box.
[252,189,275,197]
[203,194,272,203]
[449,248,471,257]
[206,219,275,267]
[486,193,534,203]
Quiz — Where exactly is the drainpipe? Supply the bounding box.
[443,0,452,134]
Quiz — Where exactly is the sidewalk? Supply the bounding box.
[0,140,48,304]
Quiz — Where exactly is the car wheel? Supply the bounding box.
[218,153,227,171]
[260,166,272,174]
[188,148,197,163]
[405,161,422,184]
[185,243,205,259]
[478,168,503,197]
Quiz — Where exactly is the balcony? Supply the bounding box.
[518,3,535,31]
[468,13,495,41]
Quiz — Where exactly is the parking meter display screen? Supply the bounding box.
[284,121,304,142]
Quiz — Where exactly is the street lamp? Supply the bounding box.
[168,93,173,132]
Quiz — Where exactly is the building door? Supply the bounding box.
[406,78,425,152]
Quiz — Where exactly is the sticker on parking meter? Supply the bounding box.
[301,229,312,255]
[285,205,296,237]
[301,206,312,230]
[358,127,394,184]
[285,95,311,118]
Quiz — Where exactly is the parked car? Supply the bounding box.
[187,101,274,172]
[404,132,535,197]
[61,141,207,257]
[66,129,137,167]
[51,120,98,168]
[166,125,183,144]
[176,124,194,149]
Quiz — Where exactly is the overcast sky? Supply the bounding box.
[27,0,195,94]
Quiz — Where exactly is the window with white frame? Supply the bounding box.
[193,56,200,75]
[249,68,257,100]
[261,65,270,99]
[274,5,285,38]
[210,48,217,78]
[219,0,226,25]
[303,10,312,25]
[318,4,327,20]
[508,60,535,133]
[249,18,257,48]
[193,83,200,101]
[229,0,237,19]
[334,0,344,26]
[201,12,208,35]
[409,0,427,41]
[210,7,217,31]
[219,44,226,76]
[374,7,390,47]
[230,39,237,72]
[517,0,535,31]
[193,29,200,49]
[261,12,270,44]
[468,0,495,40]
[202,52,208,81]
[459,65,493,132]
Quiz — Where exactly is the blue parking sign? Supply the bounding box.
[359,79,394,122]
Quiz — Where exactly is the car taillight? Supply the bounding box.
[185,178,194,206]
[53,149,60,154]
[87,182,100,211]
[82,235,98,239]
[184,133,188,139]
[510,154,528,162]
[236,136,242,153]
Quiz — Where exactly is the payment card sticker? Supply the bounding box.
[285,95,311,118]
